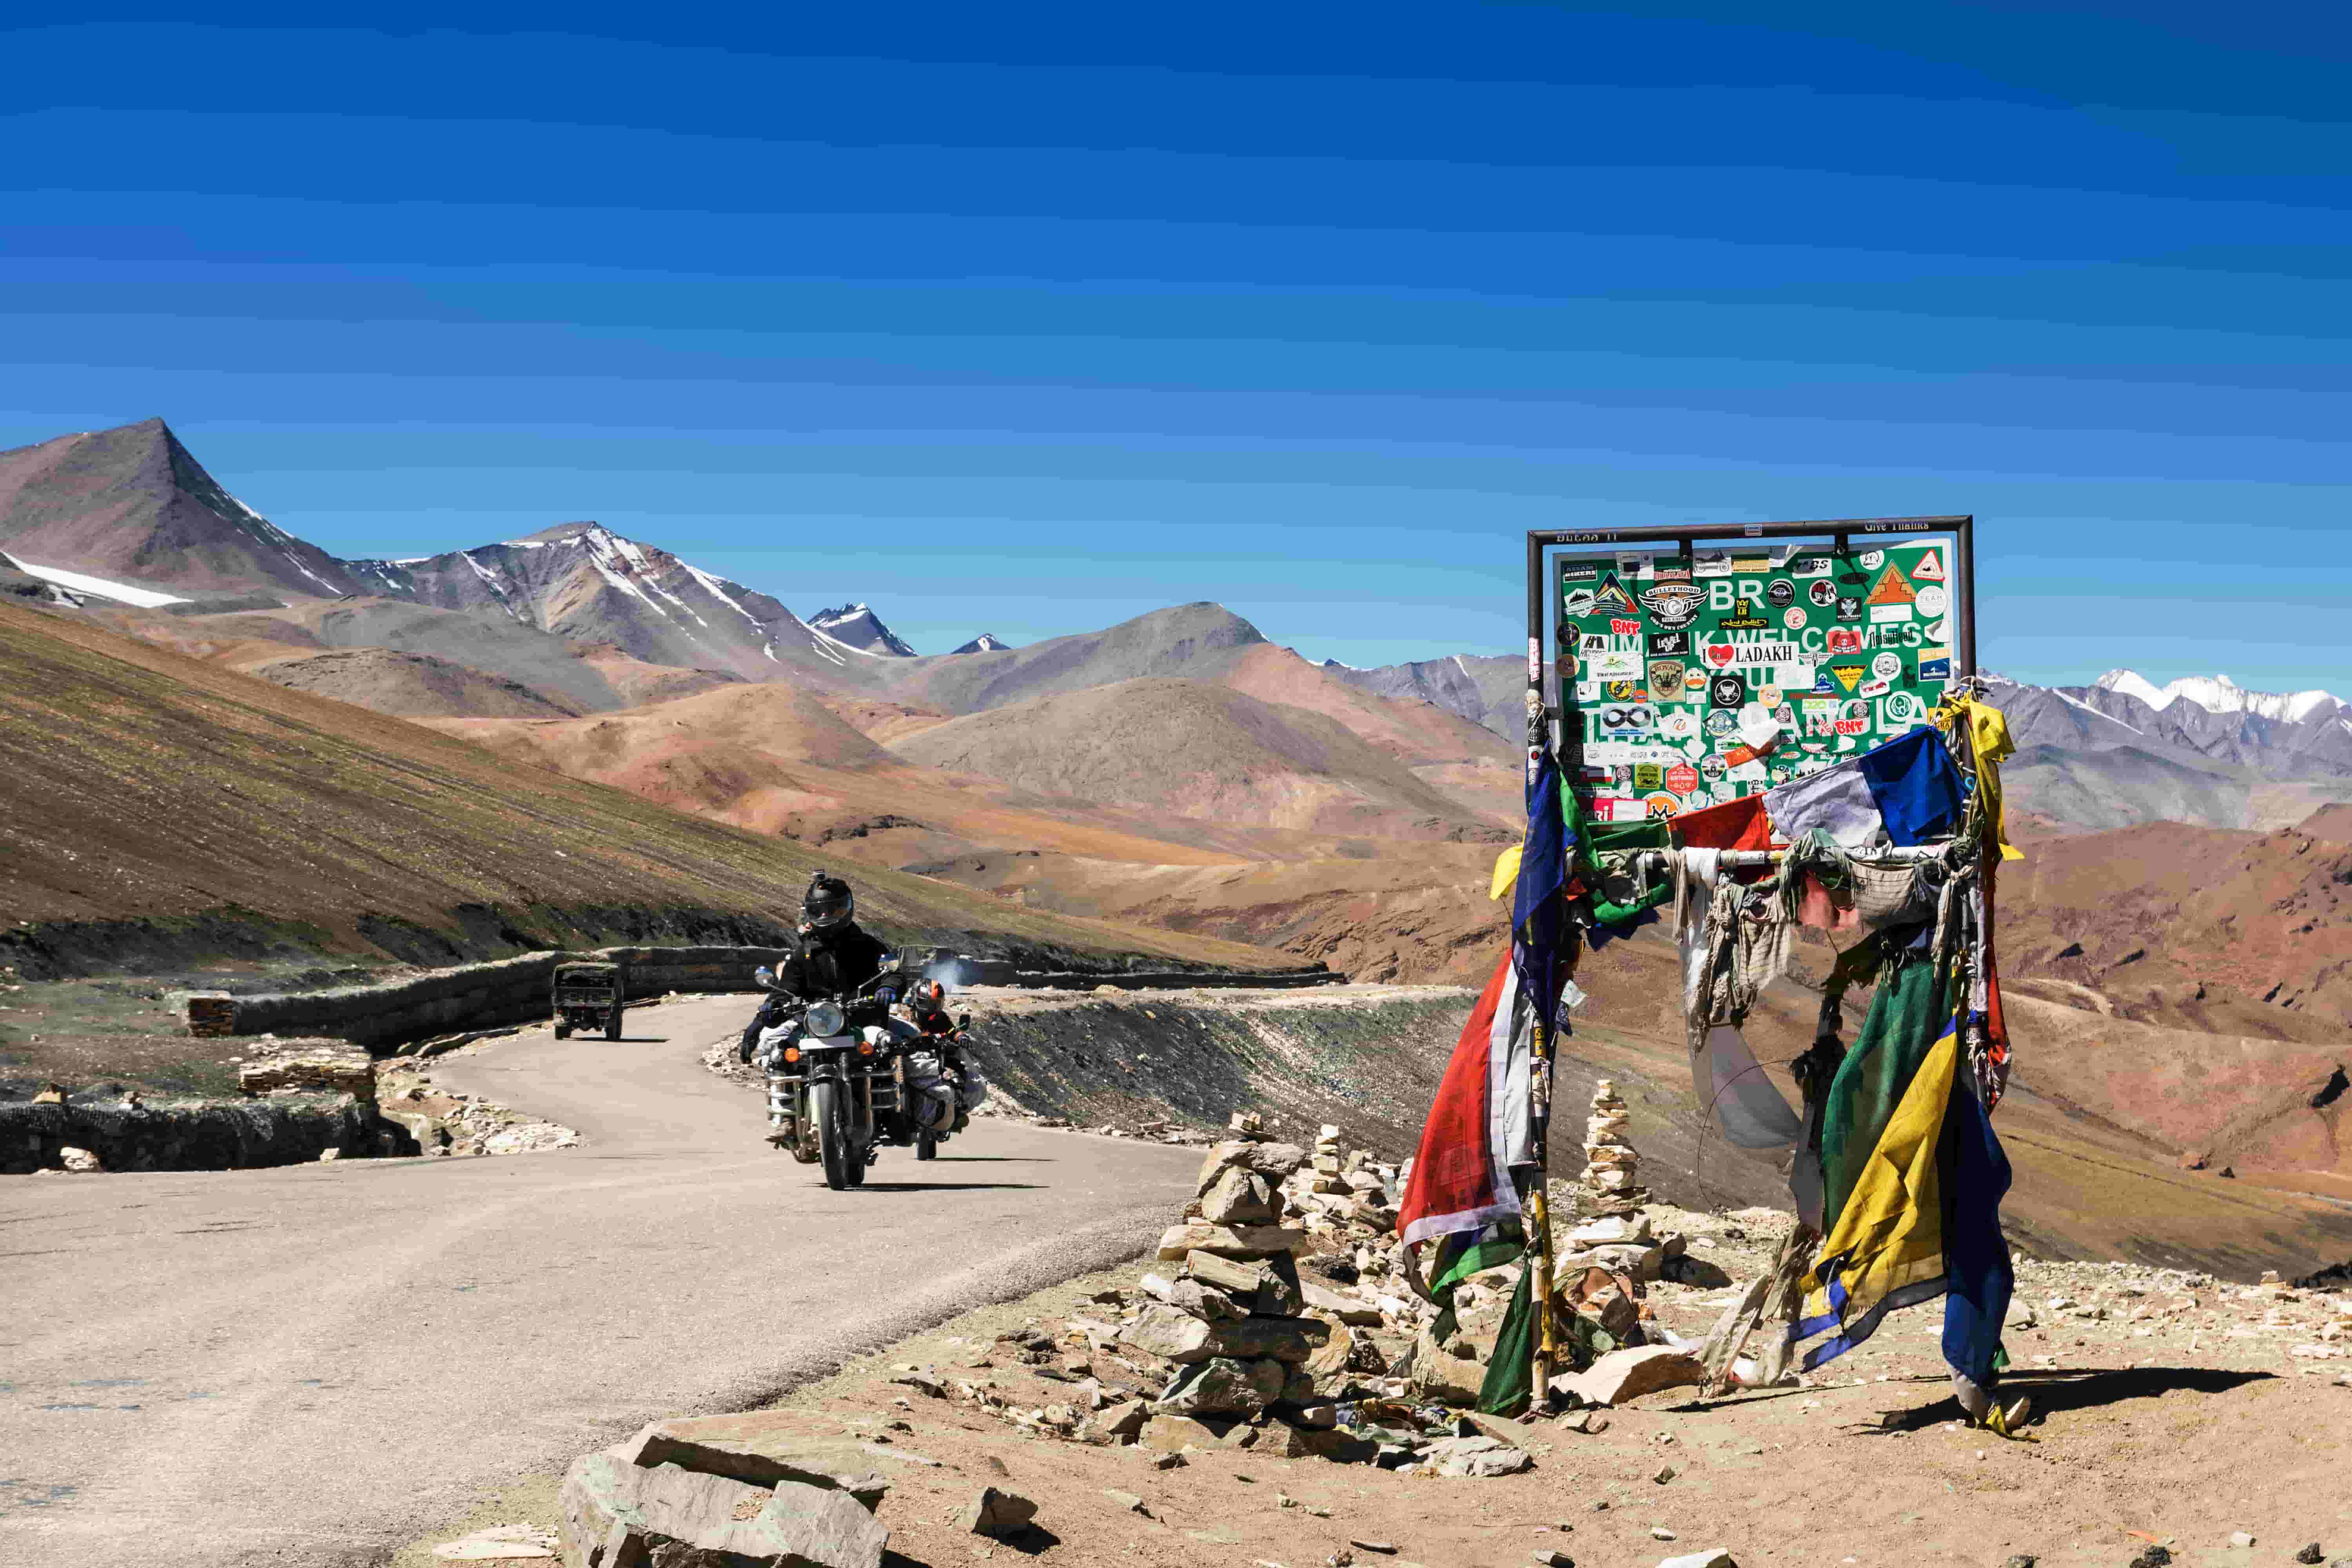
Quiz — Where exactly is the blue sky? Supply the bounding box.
[4,5,2348,690]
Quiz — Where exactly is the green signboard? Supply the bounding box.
[1558,537,1957,824]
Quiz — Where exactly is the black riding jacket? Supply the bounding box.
[775,924,889,1003]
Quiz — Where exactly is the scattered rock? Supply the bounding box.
[1122,1304,1330,1365]
[1156,1222,1314,1261]
[1556,1347,1706,1408]
[1102,1488,1148,1515]
[58,1146,100,1173]
[616,1414,889,1508]
[559,1451,886,1568]
[956,1486,1038,1538]
[2294,1546,2323,1566]
[1657,1552,1734,1568]
[1152,1356,1287,1419]
[1420,1434,1534,1477]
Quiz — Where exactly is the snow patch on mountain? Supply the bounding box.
[2054,688,2143,735]
[2096,669,2344,722]
[0,552,189,608]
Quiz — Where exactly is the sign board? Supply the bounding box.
[1556,537,1956,822]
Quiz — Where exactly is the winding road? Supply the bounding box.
[0,994,1198,1568]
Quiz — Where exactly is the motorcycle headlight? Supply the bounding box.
[805,1001,846,1037]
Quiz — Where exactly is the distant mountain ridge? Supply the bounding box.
[344,522,847,684]
[9,418,2344,839]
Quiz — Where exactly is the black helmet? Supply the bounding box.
[911,978,947,1011]
[802,872,854,933]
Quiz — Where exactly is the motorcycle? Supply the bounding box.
[747,947,980,1190]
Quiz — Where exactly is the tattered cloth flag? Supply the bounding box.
[1762,726,1965,850]
[1397,949,1534,1256]
[1787,995,2014,1397]
[1397,748,1574,1414]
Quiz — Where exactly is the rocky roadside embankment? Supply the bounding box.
[434,1083,2352,1568]
[4,1036,577,1174]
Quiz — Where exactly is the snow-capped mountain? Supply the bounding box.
[2092,670,2344,726]
[345,523,853,683]
[950,633,1013,654]
[808,603,918,657]
[1985,669,2352,802]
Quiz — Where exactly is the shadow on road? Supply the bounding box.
[933,1156,1050,1163]
[853,1181,1044,1193]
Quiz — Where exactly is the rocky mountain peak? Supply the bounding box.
[951,633,1013,654]
[809,602,917,657]
[0,416,363,599]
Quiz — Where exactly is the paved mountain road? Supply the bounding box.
[0,994,1200,1568]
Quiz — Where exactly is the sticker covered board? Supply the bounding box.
[1558,538,1956,815]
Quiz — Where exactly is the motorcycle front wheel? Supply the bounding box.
[812,1078,862,1190]
[916,1127,937,1161]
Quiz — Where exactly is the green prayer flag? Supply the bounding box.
[1475,1266,1538,1417]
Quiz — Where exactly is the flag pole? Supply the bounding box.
[1524,535,1558,1414]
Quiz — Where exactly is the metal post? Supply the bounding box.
[1524,530,1557,1414]
[1956,515,1978,681]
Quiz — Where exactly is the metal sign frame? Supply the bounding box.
[1523,515,1977,764]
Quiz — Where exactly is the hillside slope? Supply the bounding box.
[884,603,1269,714]
[0,599,1302,978]
[891,676,1508,841]
[244,647,583,719]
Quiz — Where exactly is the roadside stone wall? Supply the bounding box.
[0,1091,397,1175]
[183,944,798,1047]
[184,947,1338,1051]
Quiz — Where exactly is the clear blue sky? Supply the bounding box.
[5,5,2348,691]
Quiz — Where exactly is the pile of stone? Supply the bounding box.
[559,1411,892,1567]
[864,1109,1737,1493]
[1582,1078,1647,1212]
[236,1038,376,1100]
[373,1066,579,1158]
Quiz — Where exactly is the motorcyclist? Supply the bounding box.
[903,976,975,1132]
[736,872,890,1063]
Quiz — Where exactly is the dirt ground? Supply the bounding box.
[404,1201,2352,1568]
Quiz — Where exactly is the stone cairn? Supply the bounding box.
[1581,1079,1647,1213]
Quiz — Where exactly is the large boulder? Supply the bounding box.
[558,1450,887,1568]
[615,1415,888,1510]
